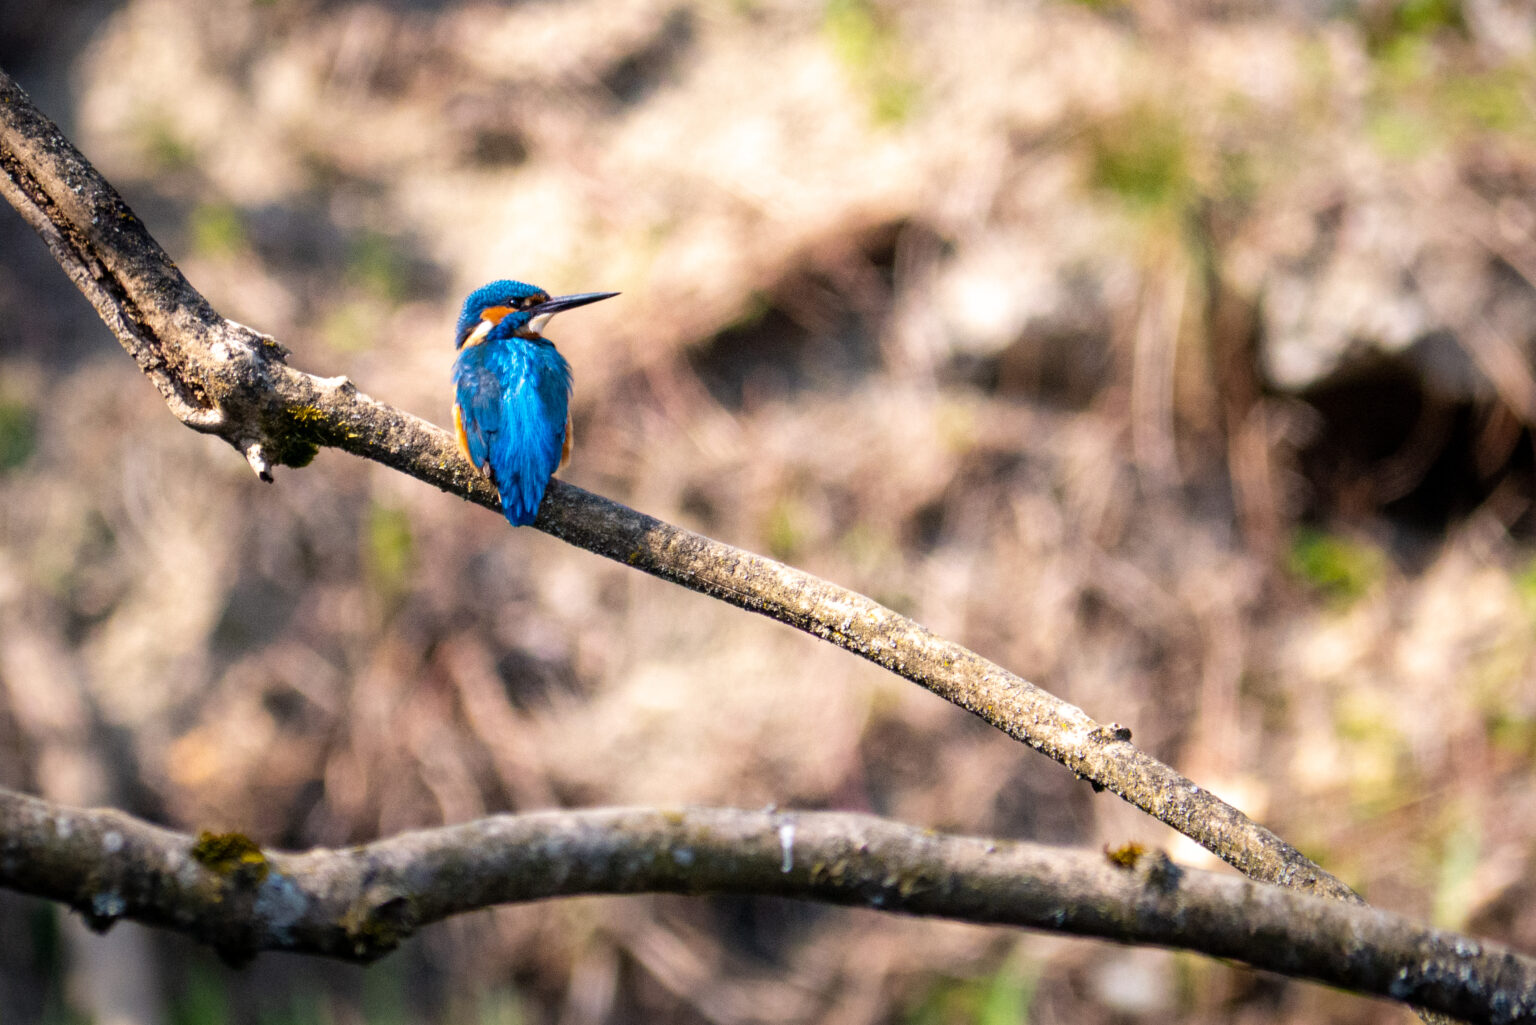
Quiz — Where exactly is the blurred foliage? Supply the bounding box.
[1331,689,1410,819]
[27,906,74,1025]
[902,962,1037,1025]
[189,203,248,260]
[320,300,385,354]
[359,971,412,1025]
[365,502,415,606]
[1286,528,1386,606]
[822,0,919,124]
[0,394,36,473]
[1431,809,1481,929]
[1362,0,1466,53]
[838,520,898,573]
[1365,102,1436,159]
[136,113,196,172]
[170,967,228,1025]
[39,1002,87,1025]
[1087,105,1192,215]
[1486,708,1536,760]
[1516,555,1536,623]
[934,401,977,456]
[1440,67,1533,135]
[764,493,813,562]
[1367,15,1535,158]
[345,232,412,305]
[253,989,330,1025]
[980,962,1035,1025]
[468,988,528,1025]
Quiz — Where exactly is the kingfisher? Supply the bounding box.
[452,280,617,525]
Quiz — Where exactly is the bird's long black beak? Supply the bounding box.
[524,290,618,337]
[531,291,620,316]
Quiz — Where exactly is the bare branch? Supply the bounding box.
[0,56,1396,970]
[0,786,1529,1022]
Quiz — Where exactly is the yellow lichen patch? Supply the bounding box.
[191,831,270,882]
[1104,841,1147,869]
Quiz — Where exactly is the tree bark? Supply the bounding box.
[0,787,1530,1023]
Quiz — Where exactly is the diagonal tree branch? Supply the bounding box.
[0,58,1348,900]
[0,59,1413,982]
[1,785,1531,1024]
[0,65,1343,902]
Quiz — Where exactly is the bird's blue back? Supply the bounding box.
[453,285,572,526]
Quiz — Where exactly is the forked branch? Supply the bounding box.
[0,65,1341,904]
[0,66,1470,1023]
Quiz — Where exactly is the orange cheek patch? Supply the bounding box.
[480,306,514,323]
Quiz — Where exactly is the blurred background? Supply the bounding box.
[2,0,1535,1022]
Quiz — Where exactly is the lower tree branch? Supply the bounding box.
[0,786,1529,1023]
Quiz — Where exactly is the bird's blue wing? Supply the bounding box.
[452,351,502,475]
[453,340,571,526]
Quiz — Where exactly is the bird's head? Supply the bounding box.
[455,279,618,349]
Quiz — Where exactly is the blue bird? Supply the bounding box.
[452,280,617,525]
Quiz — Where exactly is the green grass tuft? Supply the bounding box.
[1288,527,1385,605]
